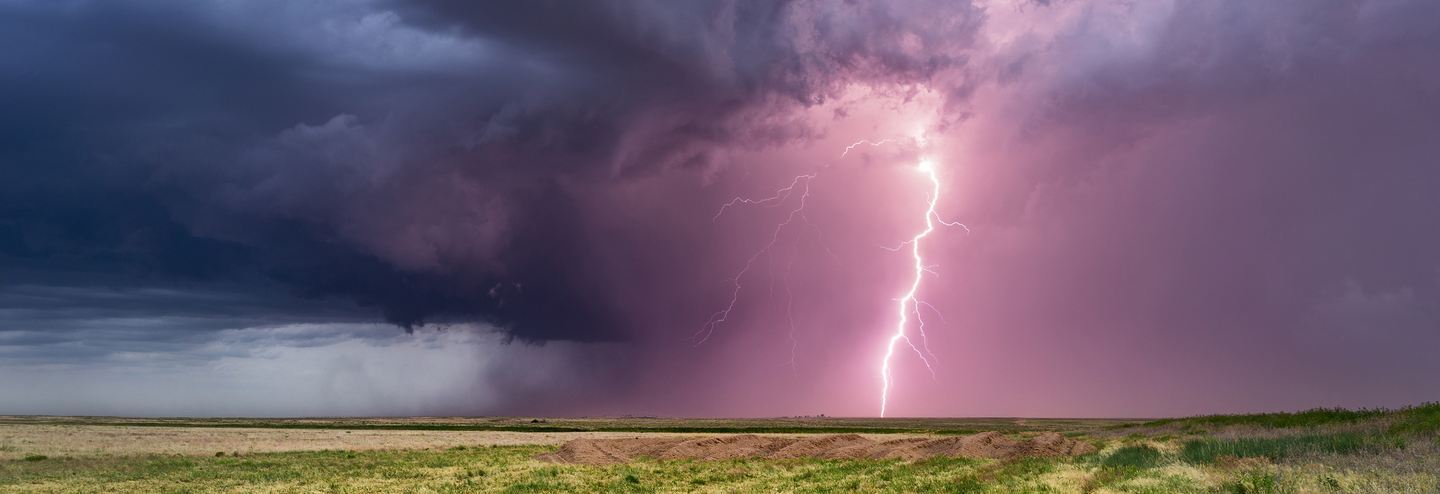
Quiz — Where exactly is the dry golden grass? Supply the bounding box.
[0,424,675,459]
[0,423,944,460]
[0,414,1127,460]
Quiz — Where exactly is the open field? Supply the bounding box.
[2,406,1437,493]
[0,415,1128,460]
[0,415,1140,435]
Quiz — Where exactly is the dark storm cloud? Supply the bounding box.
[0,0,977,341]
[4,0,1440,417]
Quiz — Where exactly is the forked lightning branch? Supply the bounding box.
[699,137,966,417]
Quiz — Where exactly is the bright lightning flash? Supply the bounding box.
[698,135,964,414]
[879,159,965,417]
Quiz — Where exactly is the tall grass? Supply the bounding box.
[1386,402,1440,436]
[1222,471,1277,494]
[1145,402,1440,436]
[1100,445,1164,469]
[1145,407,1388,429]
[1180,433,1404,463]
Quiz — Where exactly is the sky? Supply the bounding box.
[1,0,1438,418]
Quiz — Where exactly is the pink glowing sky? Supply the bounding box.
[0,0,1437,417]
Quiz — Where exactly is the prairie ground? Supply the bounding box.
[1,407,1436,493]
[0,415,1118,459]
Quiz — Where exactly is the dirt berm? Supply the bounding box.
[535,432,1097,466]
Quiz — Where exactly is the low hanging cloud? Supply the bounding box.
[0,322,630,417]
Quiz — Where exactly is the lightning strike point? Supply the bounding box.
[701,137,965,414]
[879,157,963,417]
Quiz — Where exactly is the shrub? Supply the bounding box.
[1387,402,1440,436]
[23,455,47,462]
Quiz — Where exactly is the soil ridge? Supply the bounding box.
[534,432,1097,466]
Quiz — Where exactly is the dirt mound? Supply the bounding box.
[535,432,1097,466]
[655,434,795,461]
[533,438,632,466]
[763,433,871,460]
[1021,432,1098,457]
[608,437,692,459]
[818,437,931,460]
[877,431,1023,461]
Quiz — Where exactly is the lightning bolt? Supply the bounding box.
[695,174,819,351]
[879,158,966,417]
[842,139,895,157]
[699,134,965,411]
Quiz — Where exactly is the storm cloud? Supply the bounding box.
[1,0,976,338]
[2,0,1438,417]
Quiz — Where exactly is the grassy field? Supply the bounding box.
[1,406,1436,493]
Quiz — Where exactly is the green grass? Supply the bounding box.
[2,448,483,490]
[1101,444,1164,469]
[3,407,1436,493]
[0,436,1430,493]
[1222,471,1277,494]
[1179,433,1404,463]
[1145,407,1389,429]
[1071,444,1168,491]
[1142,402,1440,435]
[0,444,1207,494]
[1385,402,1440,436]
